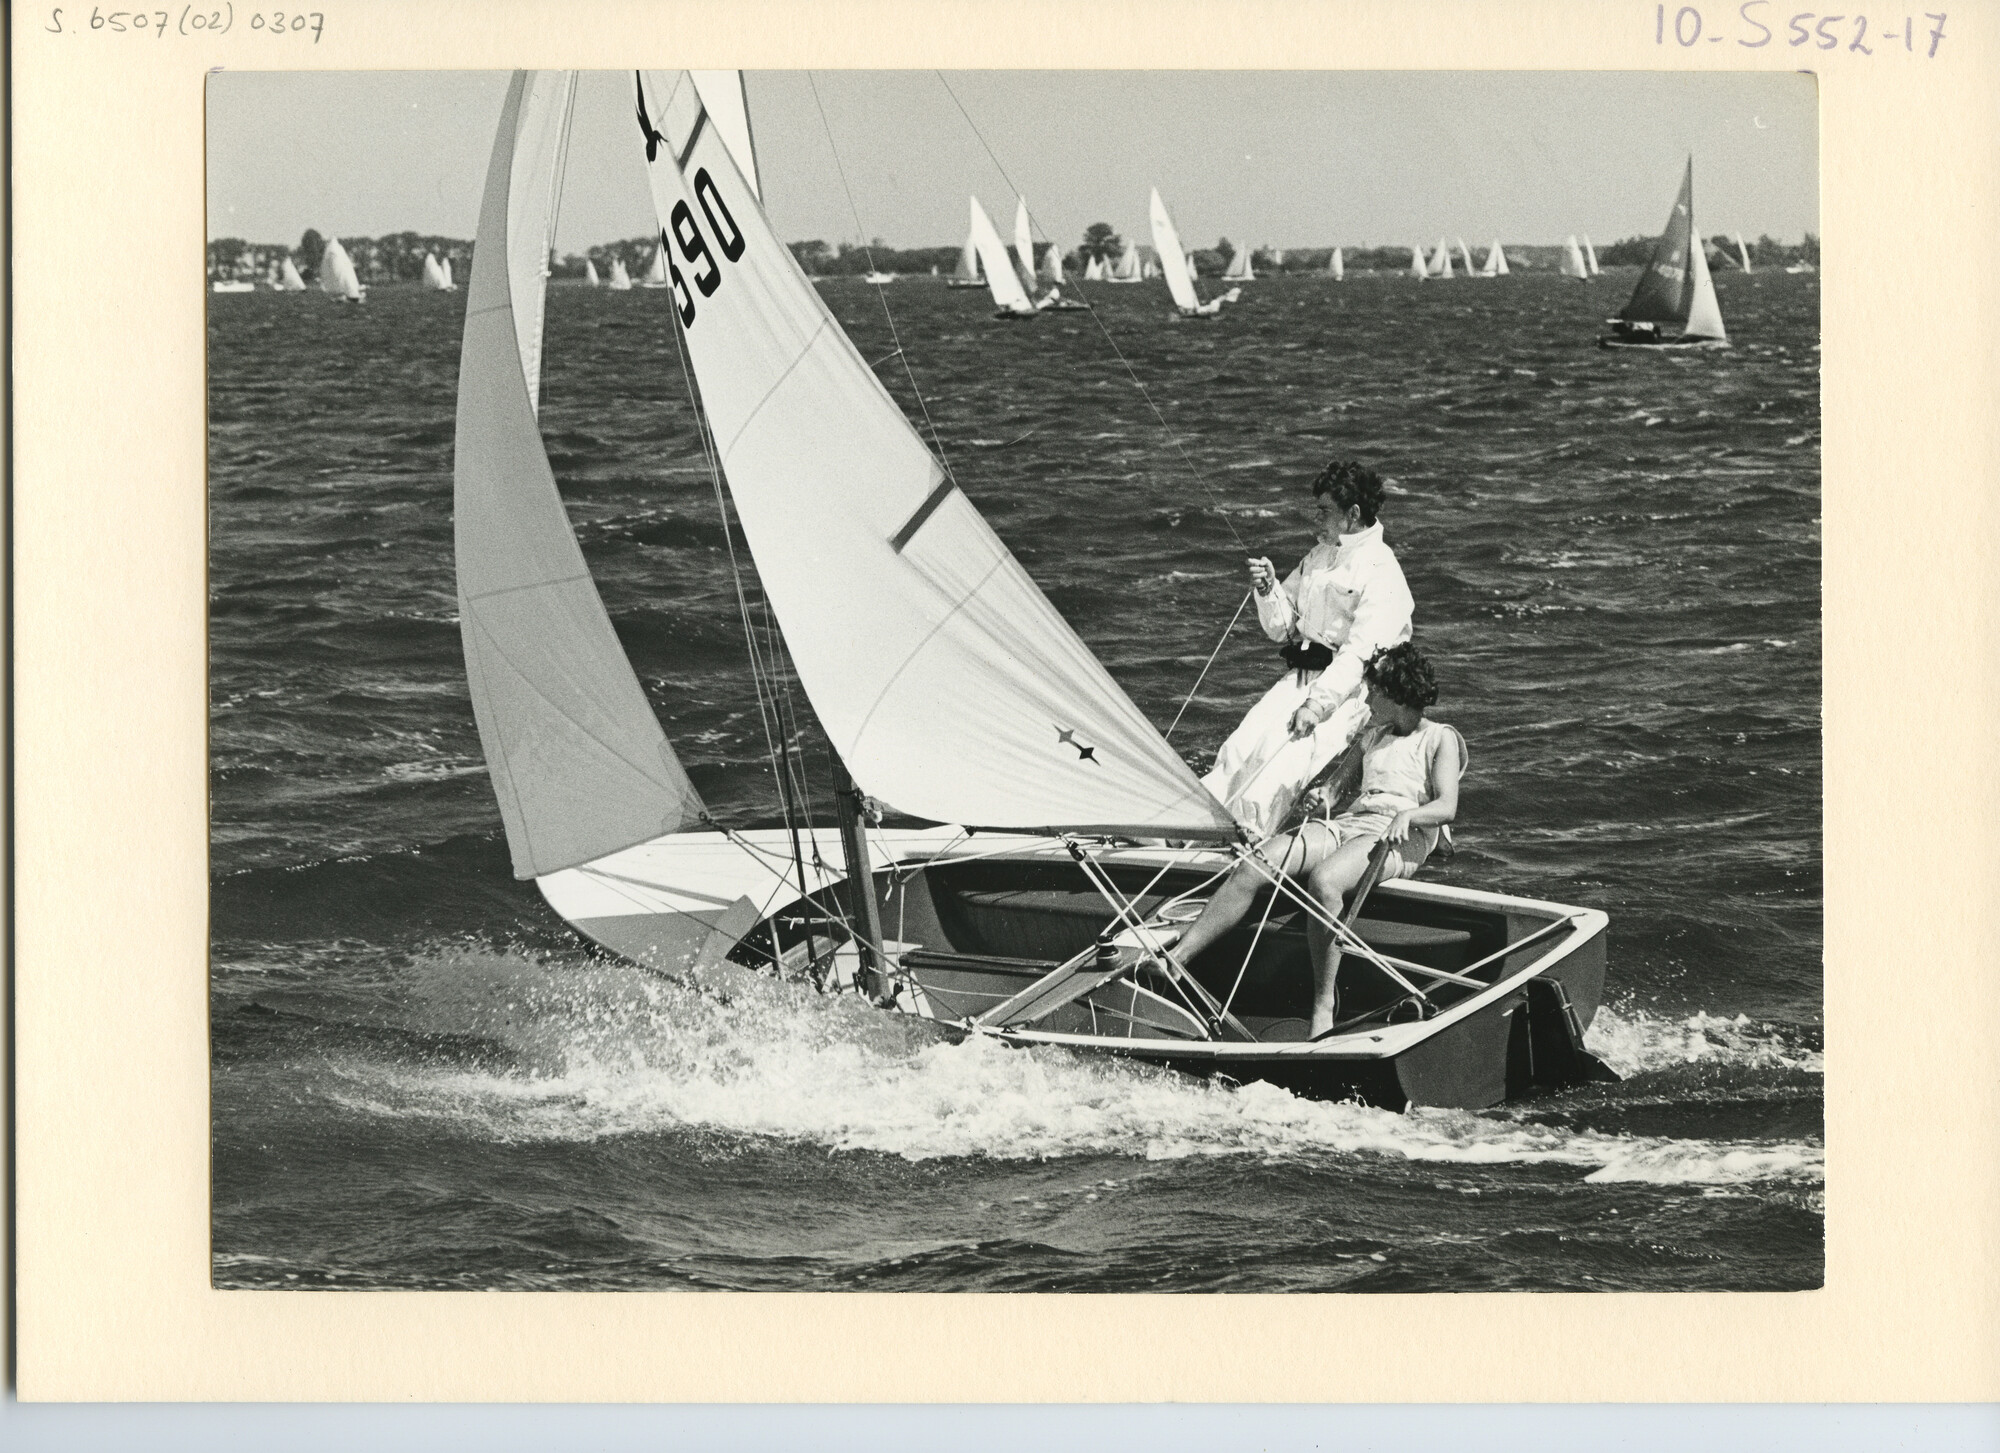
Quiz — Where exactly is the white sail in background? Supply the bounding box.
[1082,254,1104,281]
[633,71,1236,840]
[1148,187,1203,313]
[441,257,456,289]
[585,258,601,287]
[1682,217,1727,343]
[1410,245,1427,279]
[952,231,981,282]
[1429,238,1453,278]
[1561,234,1589,279]
[1012,198,1038,291]
[1329,246,1344,280]
[1271,247,1284,268]
[318,237,364,300]
[1455,237,1475,273]
[1040,241,1065,284]
[454,70,707,880]
[608,258,632,290]
[968,197,1035,314]
[423,253,448,290]
[1143,257,1161,278]
[1484,239,1509,276]
[1110,240,1142,281]
[279,257,306,291]
[1583,235,1601,275]
[1735,232,1754,273]
[643,245,670,286]
[1221,242,1253,281]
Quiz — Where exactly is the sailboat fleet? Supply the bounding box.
[440,68,1635,1117]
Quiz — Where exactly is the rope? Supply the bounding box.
[1165,589,1255,741]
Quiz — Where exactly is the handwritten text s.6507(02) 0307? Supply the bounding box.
[44,6,326,41]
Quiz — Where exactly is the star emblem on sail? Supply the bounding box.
[624,69,1237,841]
[1054,727,1099,764]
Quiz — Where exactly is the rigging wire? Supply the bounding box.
[931,71,1251,553]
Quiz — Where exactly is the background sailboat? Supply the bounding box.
[641,244,670,288]
[318,236,365,302]
[607,257,632,290]
[1583,235,1602,276]
[422,252,449,290]
[1599,158,1728,349]
[969,196,1037,318]
[1082,254,1105,282]
[1151,187,1238,317]
[1221,242,1254,282]
[278,257,307,291]
[1011,198,1039,294]
[1409,244,1427,279]
[1428,238,1454,278]
[1455,237,1476,274]
[1329,246,1344,280]
[1106,239,1143,283]
[946,227,985,288]
[1560,234,1590,280]
[584,258,601,287]
[1480,240,1508,277]
[1734,232,1754,273]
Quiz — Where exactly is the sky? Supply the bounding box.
[207,70,1818,254]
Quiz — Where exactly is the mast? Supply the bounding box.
[830,753,891,1002]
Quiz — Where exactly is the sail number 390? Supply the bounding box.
[664,169,745,329]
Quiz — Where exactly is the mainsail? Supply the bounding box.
[279,257,306,291]
[318,237,363,299]
[1429,238,1453,278]
[1561,235,1589,280]
[1082,254,1104,281]
[1484,239,1508,276]
[1734,232,1754,273]
[643,245,670,286]
[454,70,707,880]
[1012,198,1038,291]
[1617,158,1726,342]
[423,252,448,290]
[1110,241,1141,281]
[969,197,1034,314]
[1583,235,1601,276]
[1455,237,1475,273]
[635,72,1235,839]
[608,258,632,290]
[1329,247,1344,280]
[1040,241,1065,284]
[1409,245,1427,279]
[1221,242,1253,281]
[952,231,981,282]
[585,258,601,287]
[1148,188,1204,313]
[441,257,456,289]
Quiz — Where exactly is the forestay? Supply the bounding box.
[1148,187,1200,312]
[455,70,708,879]
[634,71,1237,841]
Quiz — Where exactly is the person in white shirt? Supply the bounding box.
[1199,460,1415,840]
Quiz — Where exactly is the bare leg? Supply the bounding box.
[1302,839,1378,1036]
[1170,832,1304,966]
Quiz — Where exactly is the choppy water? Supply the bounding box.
[209,267,1822,1291]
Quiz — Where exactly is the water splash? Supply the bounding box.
[1585,1004,1823,1078]
[309,948,1820,1187]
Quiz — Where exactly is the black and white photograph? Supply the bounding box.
[205,68,1823,1295]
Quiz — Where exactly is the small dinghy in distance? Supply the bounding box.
[1599,157,1729,350]
[453,69,1616,1114]
[1150,187,1240,318]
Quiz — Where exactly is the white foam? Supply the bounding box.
[1585,1005,1823,1078]
[318,949,1820,1187]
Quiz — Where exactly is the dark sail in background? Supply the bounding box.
[1618,158,1696,326]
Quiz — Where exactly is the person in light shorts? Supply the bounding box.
[1167,642,1465,1037]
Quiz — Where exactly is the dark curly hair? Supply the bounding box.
[1363,641,1439,710]
[1310,459,1387,527]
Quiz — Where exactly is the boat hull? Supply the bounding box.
[539,829,1615,1112]
[1597,334,1728,351]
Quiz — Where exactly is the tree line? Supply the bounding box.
[207,224,1822,285]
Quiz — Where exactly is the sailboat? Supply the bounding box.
[1011,198,1040,295]
[1106,240,1144,283]
[1598,158,1729,349]
[1409,245,1428,279]
[211,276,256,293]
[1583,235,1602,276]
[1560,234,1590,281]
[584,258,601,287]
[1151,188,1241,318]
[607,257,632,290]
[1328,247,1344,281]
[1734,232,1754,273]
[641,244,670,288]
[1082,254,1105,282]
[317,236,365,302]
[451,69,1614,1112]
[1040,240,1066,286]
[1221,242,1254,282]
[968,196,1037,319]
[1479,240,1508,277]
[1270,247,1285,270]
[278,257,307,291]
[441,256,457,289]
[1454,237,1476,275]
[1428,238,1454,279]
[422,252,450,290]
[946,227,985,288]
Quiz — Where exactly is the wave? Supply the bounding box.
[1585,1004,1822,1078]
[290,946,1821,1188]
